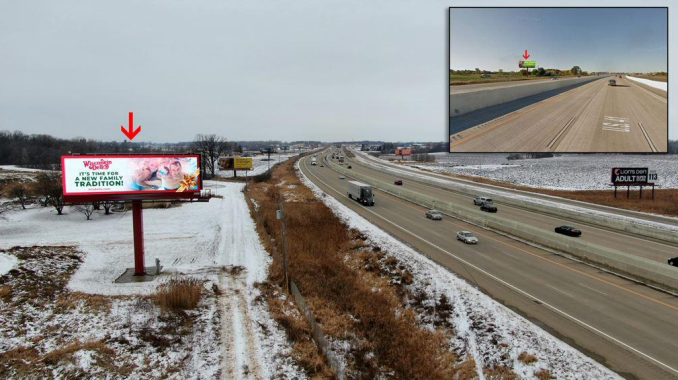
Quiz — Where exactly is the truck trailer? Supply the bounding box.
[347,181,374,206]
[311,157,317,165]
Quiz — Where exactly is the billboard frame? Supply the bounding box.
[61,153,204,203]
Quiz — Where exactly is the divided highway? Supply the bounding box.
[300,151,678,380]
[450,76,667,152]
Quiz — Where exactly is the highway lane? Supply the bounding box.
[355,150,678,230]
[341,152,678,264]
[301,152,678,379]
[449,76,667,152]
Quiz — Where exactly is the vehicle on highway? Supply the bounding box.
[347,180,375,206]
[394,179,403,185]
[473,196,493,206]
[311,157,317,165]
[456,231,478,244]
[425,210,443,220]
[320,164,324,167]
[608,79,616,86]
[555,225,582,237]
[339,175,345,179]
[347,165,352,169]
[668,257,678,267]
[480,203,497,213]
[550,77,557,80]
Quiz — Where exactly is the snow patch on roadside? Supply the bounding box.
[626,76,667,91]
[0,252,18,276]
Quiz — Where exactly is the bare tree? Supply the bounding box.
[101,200,116,215]
[74,204,95,220]
[0,201,13,220]
[8,183,30,209]
[191,134,231,179]
[34,172,65,215]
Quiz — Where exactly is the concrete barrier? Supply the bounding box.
[355,153,678,245]
[326,157,678,293]
[450,76,605,116]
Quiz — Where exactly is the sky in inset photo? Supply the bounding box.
[450,8,667,73]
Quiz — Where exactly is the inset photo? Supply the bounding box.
[449,7,668,153]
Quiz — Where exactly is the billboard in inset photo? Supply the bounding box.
[449,7,668,153]
[218,156,253,171]
[62,155,202,202]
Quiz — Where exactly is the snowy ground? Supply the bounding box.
[298,161,619,379]
[626,76,668,92]
[388,152,678,191]
[216,152,301,178]
[0,165,53,172]
[0,252,17,276]
[0,181,304,379]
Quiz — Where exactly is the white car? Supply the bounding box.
[425,210,443,220]
[473,197,493,206]
[339,175,345,179]
[457,231,478,244]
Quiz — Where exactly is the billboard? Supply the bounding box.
[218,157,253,170]
[395,148,412,156]
[518,60,536,68]
[62,155,202,202]
[611,167,651,185]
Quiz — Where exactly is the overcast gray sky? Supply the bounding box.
[1,1,676,142]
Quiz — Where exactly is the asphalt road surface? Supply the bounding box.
[300,150,678,380]
[450,76,583,94]
[450,76,667,153]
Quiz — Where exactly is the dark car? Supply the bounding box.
[347,165,352,169]
[480,203,497,213]
[555,226,581,237]
[669,257,678,267]
[394,180,403,185]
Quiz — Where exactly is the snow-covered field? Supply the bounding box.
[0,181,304,379]
[216,152,301,178]
[0,165,53,172]
[0,252,17,276]
[297,161,620,379]
[626,76,668,92]
[394,153,678,190]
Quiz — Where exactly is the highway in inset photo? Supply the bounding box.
[449,75,667,152]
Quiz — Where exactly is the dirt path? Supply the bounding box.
[219,271,263,380]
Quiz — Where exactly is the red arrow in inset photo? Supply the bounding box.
[121,111,141,140]
[523,50,530,59]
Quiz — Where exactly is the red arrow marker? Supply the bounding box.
[523,49,530,59]
[120,111,141,140]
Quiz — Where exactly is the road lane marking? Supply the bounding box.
[301,155,678,376]
[638,122,658,152]
[546,116,576,149]
[547,284,574,298]
[579,283,608,297]
[602,116,630,132]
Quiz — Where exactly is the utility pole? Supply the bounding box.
[277,195,289,292]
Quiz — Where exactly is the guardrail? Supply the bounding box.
[354,152,678,245]
[325,156,678,293]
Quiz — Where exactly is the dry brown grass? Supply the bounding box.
[535,368,554,379]
[484,365,519,379]
[153,277,202,312]
[428,171,678,217]
[247,157,459,379]
[517,351,538,364]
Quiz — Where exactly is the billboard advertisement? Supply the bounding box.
[395,148,412,156]
[611,167,651,185]
[518,60,536,68]
[62,155,202,202]
[218,157,253,170]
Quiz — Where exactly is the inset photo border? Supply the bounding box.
[448,7,668,153]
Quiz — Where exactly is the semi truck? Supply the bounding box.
[347,181,375,206]
[608,79,616,86]
[311,157,317,165]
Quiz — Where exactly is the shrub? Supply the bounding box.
[153,277,202,312]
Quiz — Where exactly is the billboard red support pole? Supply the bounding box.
[132,200,145,275]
